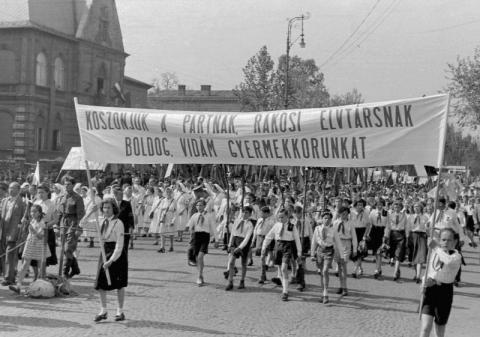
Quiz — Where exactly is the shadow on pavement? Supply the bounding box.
[129,267,191,275]
[0,315,90,330]
[124,319,267,336]
[125,319,227,334]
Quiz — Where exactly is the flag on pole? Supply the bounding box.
[164,163,174,178]
[32,161,40,185]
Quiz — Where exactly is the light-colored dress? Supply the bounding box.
[23,219,51,260]
[142,194,155,232]
[148,196,163,234]
[82,195,102,239]
[174,192,191,232]
[158,197,176,234]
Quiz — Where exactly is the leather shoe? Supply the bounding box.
[271,277,282,286]
[94,312,107,322]
[115,313,125,321]
[9,285,20,294]
[69,269,81,278]
[1,280,13,286]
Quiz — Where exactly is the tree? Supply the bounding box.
[234,46,277,111]
[329,88,364,106]
[444,123,480,174]
[236,46,361,111]
[150,72,179,95]
[275,55,330,109]
[446,47,480,122]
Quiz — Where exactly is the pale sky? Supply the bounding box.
[117,0,480,102]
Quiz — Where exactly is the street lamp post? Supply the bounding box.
[284,13,309,109]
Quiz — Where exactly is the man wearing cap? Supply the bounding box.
[0,182,27,285]
[58,176,85,278]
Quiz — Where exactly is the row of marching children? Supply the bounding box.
[183,184,468,306]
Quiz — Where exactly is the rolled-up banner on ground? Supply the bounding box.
[74,94,448,167]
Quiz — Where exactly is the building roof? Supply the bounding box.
[124,76,152,89]
[0,0,79,35]
[0,0,124,52]
[150,89,237,98]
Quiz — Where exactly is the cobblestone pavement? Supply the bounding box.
[1,237,479,337]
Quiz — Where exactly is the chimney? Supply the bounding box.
[178,84,186,96]
[200,85,211,96]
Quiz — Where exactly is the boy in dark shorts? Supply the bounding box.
[419,228,462,337]
[225,206,254,290]
[186,198,215,286]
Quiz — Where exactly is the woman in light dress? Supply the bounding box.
[157,187,177,253]
[80,187,103,248]
[148,186,164,244]
[174,183,192,242]
[141,187,155,236]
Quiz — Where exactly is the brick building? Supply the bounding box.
[148,85,241,112]
[0,0,150,168]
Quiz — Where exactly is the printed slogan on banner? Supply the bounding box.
[75,94,448,167]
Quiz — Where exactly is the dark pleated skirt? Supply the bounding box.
[94,242,128,291]
[389,230,406,262]
[410,231,427,264]
[368,226,385,253]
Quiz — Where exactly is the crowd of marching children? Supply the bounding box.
[0,170,476,330]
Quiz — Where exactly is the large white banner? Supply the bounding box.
[74,94,448,167]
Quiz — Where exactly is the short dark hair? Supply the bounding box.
[440,227,456,238]
[62,175,76,185]
[447,201,456,209]
[196,198,206,206]
[321,211,333,218]
[100,198,119,216]
[31,204,44,219]
[261,206,270,213]
[243,205,253,214]
[354,199,366,207]
[37,183,50,194]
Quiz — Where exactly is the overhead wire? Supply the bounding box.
[318,0,382,69]
[324,0,401,69]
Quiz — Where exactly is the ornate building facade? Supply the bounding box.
[0,0,149,168]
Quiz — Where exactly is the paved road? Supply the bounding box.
[1,236,479,337]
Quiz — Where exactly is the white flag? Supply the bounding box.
[164,163,174,178]
[33,161,40,185]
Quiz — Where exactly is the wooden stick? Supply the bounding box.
[85,161,111,286]
[418,93,450,318]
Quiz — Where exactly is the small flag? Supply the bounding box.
[164,163,174,178]
[32,161,40,185]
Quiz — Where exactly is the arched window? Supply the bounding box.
[54,57,65,90]
[0,50,16,83]
[36,52,48,86]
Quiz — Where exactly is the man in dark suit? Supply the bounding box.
[113,185,134,254]
[0,182,27,285]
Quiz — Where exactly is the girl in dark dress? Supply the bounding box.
[94,198,128,322]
